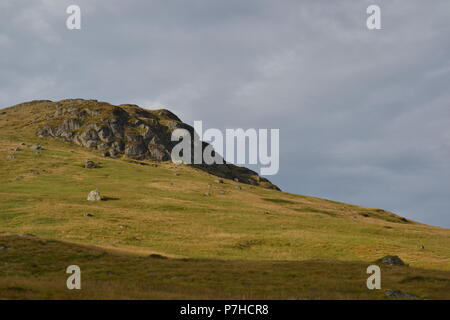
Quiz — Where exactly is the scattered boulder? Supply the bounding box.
[235,186,242,190]
[234,178,239,182]
[0,246,11,251]
[6,155,15,159]
[84,213,95,217]
[215,179,224,184]
[13,147,21,152]
[385,289,417,299]
[31,144,42,151]
[85,160,99,169]
[378,255,406,266]
[87,190,101,201]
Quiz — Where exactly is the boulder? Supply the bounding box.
[385,289,417,299]
[31,144,42,151]
[378,255,406,266]
[87,190,101,201]
[85,160,99,169]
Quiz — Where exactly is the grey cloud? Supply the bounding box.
[1,0,450,226]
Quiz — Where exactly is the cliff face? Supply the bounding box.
[10,99,279,190]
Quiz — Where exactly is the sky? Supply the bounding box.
[1,0,450,227]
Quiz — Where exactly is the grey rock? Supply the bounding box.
[378,255,406,266]
[84,213,95,217]
[31,144,42,151]
[385,289,417,299]
[87,190,101,201]
[34,100,280,190]
[215,179,224,184]
[85,160,99,169]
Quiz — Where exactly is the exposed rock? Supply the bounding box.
[215,179,224,184]
[385,289,418,299]
[87,190,101,201]
[20,99,278,189]
[85,160,99,169]
[378,255,406,266]
[31,144,42,151]
[84,213,95,217]
[13,147,21,152]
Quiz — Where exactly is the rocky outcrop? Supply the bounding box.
[378,255,406,266]
[27,99,279,190]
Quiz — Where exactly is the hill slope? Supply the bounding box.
[1,100,450,299]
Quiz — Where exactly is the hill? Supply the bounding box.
[1,99,450,299]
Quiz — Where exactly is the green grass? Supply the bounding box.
[1,235,450,300]
[1,100,450,299]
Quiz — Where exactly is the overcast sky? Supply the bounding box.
[1,0,450,227]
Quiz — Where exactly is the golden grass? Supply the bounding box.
[1,101,450,299]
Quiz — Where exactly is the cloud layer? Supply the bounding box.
[1,0,450,227]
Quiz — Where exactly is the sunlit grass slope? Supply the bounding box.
[1,101,450,299]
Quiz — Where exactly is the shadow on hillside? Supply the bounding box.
[102,196,120,201]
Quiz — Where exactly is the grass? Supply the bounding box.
[1,235,450,300]
[1,100,450,299]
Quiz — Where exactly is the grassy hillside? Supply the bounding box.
[1,101,450,299]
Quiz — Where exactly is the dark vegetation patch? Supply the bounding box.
[399,276,450,284]
[0,211,28,222]
[293,207,338,217]
[148,254,168,259]
[359,209,409,224]
[262,198,296,205]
